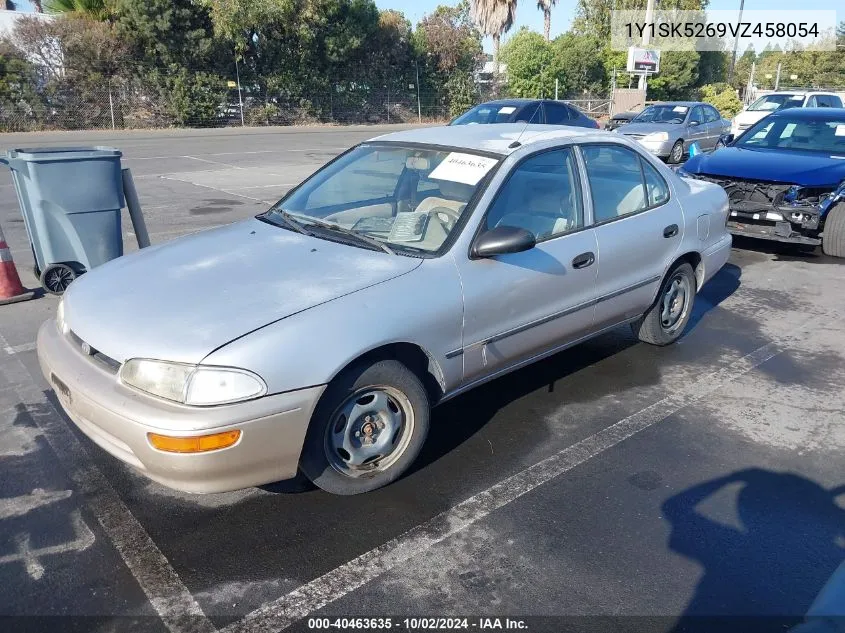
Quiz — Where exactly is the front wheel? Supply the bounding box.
[299,359,430,495]
[668,140,685,164]
[632,262,696,346]
[822,203,845,258]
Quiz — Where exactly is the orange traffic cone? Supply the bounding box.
[0,223,35,306]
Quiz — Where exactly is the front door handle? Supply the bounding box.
[572,252,595,269]
[664,224,679,238]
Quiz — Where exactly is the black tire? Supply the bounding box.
[631,262,696,346]
[40,263,76,296]
[822,203,845,258]
[300,359,430,495]
[668,140,685,164]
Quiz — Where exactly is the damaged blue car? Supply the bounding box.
[678,108,845,257]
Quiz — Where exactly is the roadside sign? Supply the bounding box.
[227,81,237,88]
[627,47,660,74]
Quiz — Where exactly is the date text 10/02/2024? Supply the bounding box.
[307,618,529,630]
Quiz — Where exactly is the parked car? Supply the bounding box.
[615,101,731,163]
[606,110,639,131]
[731,91,843,137]
[451,99,600,129]
[679,108,845,257]
[38,124,731,496]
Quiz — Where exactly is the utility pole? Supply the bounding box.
[727,0,745,83]
[235,56,245,127]
[775,62,782,90]
[637,0,656,92]
[415,61,422,124]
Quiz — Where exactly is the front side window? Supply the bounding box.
[484,149,583,241]
[544,103,574,125]
[265,144,501,254]
[581,145,648,222]
[689,106,704,124]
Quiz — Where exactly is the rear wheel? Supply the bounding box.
[632,262,696,346]
[299,359,430,495]
[822,203,845,258]
[668,140,685,164]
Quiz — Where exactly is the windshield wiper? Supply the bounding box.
[269,209,312,236]
[292,215,395,255]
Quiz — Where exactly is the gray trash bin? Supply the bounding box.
[1,146,124,295]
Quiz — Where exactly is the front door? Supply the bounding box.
[579,144,684,330]
[454,148,599,385]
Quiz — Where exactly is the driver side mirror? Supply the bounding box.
[689,120,700,127]
[719,133,735,145]
[473,226,536,258]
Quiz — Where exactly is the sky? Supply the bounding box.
[377,0,841,52]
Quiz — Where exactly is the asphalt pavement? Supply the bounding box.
[0,124,843,633]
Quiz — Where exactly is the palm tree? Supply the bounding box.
[537,0,557,42]
[32,0,43,12]
[44,0,109,20]
[471,0,518,68]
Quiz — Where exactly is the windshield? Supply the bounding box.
[747,94,804,112]
[631,105,689,124]
[736,114,845,154]
[453,103,538,125]
[263,144,500,254]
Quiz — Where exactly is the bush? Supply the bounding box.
[160,68,226,127]
[699,83,743,119]
[445,72,476,118]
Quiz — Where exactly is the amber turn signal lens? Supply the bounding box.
[147,430,241,453]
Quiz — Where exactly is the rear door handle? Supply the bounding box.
[572,252,595,269]
[664,224,679,238]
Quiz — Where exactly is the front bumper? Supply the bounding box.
[727,218,821,246]
[625,137,675,158]
[37,319,325,493]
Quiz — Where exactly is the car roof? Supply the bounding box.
[648,101,704,107]
[473,99,538,107]
[369,124,596,156]
[768,107,845,120]
[759,91,836,96]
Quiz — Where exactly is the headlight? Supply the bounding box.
[56,299,68,335]
[645,132,670,142]
[120,359,266,406]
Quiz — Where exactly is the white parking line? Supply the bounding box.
[224,341,783,633]
[0,329,216,633]
[4,342,36,355]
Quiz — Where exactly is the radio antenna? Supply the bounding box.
[508,102,542,149]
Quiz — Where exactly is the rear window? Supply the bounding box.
[453,104,523,125]
[747,94,805,112]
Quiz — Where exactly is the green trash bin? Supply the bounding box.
[1,146,124,295]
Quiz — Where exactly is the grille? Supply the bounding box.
[68,331,121,374]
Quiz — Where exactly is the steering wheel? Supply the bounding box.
[429,206,461,231]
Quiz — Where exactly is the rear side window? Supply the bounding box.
[704,106,720,122]
[544,102,574,124]
[642,160,669,206]
[581,145,647,222]
[514,103,543,124]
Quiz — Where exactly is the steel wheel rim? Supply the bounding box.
[671,142,683,163]
[660,273,691,333]
[325,386,414,478]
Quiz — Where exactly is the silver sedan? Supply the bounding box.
[615,102,732,163]
[38,124,732,496]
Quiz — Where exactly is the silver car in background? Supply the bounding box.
[616,101,731,163]
[37,124,732,496]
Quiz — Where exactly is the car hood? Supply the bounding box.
[617,122,682,136]
[733,110,770,126]
[683,147,845,187]
[63,219,422,364]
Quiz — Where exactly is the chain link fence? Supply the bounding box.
[0,61,459,133]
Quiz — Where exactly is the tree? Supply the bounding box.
[699,82,742,118]
[501,27,555,97]
[470,0,518,66]
[553,32,606,95]
[44,0,112,21]
[113,0,220,69]
[537,0,556,42]
[647,51,699,100]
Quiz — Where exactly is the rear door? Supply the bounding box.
[579,143,683,331]
[687,106,709,147]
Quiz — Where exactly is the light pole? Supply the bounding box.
[727,0,746,83]
[235,55,245,127]
[637,0,656,92]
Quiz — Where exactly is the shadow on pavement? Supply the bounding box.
[664,468,845,633]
